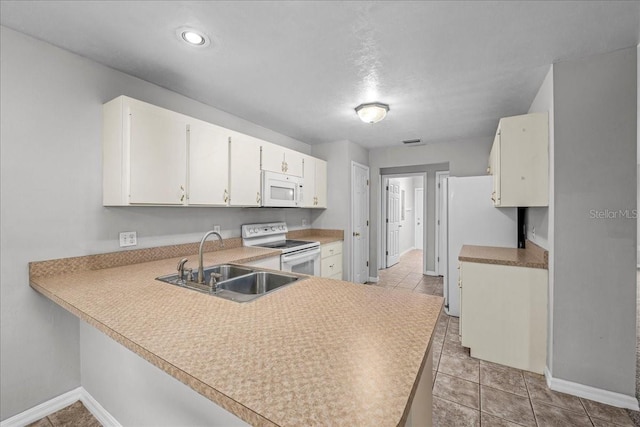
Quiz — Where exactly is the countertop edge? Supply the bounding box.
[29,279,279,427]
[458,240,548,270]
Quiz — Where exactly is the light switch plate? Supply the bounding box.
[119,231,137,247]
[213,225,221,234]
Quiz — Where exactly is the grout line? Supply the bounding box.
[577,396,596,426]
[522,367,540,426]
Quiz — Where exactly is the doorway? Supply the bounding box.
[415,188,424,250]
[351,161,369,283]
[381,174,426,273]
[435,171,449,275]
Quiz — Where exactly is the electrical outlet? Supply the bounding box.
[119,231,137,247]
[213,225,221,234]
[302,218,308,227]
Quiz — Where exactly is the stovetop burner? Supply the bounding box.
[257,239,316,249]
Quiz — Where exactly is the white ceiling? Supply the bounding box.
[1,1,638,149]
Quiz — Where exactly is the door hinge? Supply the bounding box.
[437,256,440,262]
[366,179,369,186]
[437,220,440,225]
[366,261,369,267]
[386,251,388,255]
[444,303,449,309]
[386,218,389,223]
[366,220,369,226]
[438,183,440,188]
[386,186,389,191]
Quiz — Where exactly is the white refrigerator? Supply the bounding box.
[445,176,517,317]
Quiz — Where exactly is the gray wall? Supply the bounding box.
[0,26,314,420]
[369,139,493,277]
[311,140,369,281]
[553,47,636,396]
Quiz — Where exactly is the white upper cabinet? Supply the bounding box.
[301,155,327,208]
[187,122,229,206]
[489,112,548,207]
[104,96,188,206]
[103,96,323,208]
[261,142,304,177]
[229,132,262,207]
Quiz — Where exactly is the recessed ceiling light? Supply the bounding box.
[176,27,210,47]
[182,31,204,45]
[355,102,390,124]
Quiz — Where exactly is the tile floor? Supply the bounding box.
[27,401,100,427]
[375,249,638,427]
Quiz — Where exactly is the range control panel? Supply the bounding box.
[242,222,288,239]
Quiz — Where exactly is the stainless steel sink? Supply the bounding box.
[157,264,252,286]
[216,271,299,301]
[156,264,303,303]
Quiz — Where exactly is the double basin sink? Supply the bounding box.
[156,264,303,303]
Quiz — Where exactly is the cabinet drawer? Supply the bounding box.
[321,241,342,259]
[321,254,342,278]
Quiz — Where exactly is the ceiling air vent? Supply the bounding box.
[402,139,425,146]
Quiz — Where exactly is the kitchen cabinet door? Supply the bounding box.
[262,142,303,177]
[128,101,188,205]
[489,112,548,207]
[459,261,547,373]
[314,159,327,208]
[229,132,262,206]
[302,156,316,208]
[187,122,229,206]
[301,156,327,208]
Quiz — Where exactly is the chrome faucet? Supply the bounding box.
[198,230,224,284]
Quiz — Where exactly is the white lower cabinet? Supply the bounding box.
[243,256,281,270]
[320,241,343,279]
[459,261,548,373]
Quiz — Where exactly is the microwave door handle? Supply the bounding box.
[281,248,321,263]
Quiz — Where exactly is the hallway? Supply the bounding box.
[376,249,443,295]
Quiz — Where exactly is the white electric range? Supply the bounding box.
[241,222,320,276]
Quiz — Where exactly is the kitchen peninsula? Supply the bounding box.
[29,244,442,426]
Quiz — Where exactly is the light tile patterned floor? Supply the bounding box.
[376,249,638,427]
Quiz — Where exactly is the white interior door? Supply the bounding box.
[386,179,401,267]
[351,162,369,283]
[436,172,449,275]
[415,188,424,250]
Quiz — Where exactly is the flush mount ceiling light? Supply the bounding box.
[355,102,390,124]
[176,27,210,47]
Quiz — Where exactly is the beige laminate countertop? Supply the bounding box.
[30,246,441,427]
[458,240,548,269]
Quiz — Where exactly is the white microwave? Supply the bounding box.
[261,171,303,207]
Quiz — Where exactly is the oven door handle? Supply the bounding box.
[281,247,321,263]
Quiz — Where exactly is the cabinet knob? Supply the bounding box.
[353,232,360,237]
[256,192,261,204]
[180,185,185,202]
[223,189,229,203]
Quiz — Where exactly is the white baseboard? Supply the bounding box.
[368,276,379,283]
[544,367,639,411]
[426,270,438,276]
[0,387,120,427]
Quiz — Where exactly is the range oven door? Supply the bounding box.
[261,171,301,207]
[280,247,321,276]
